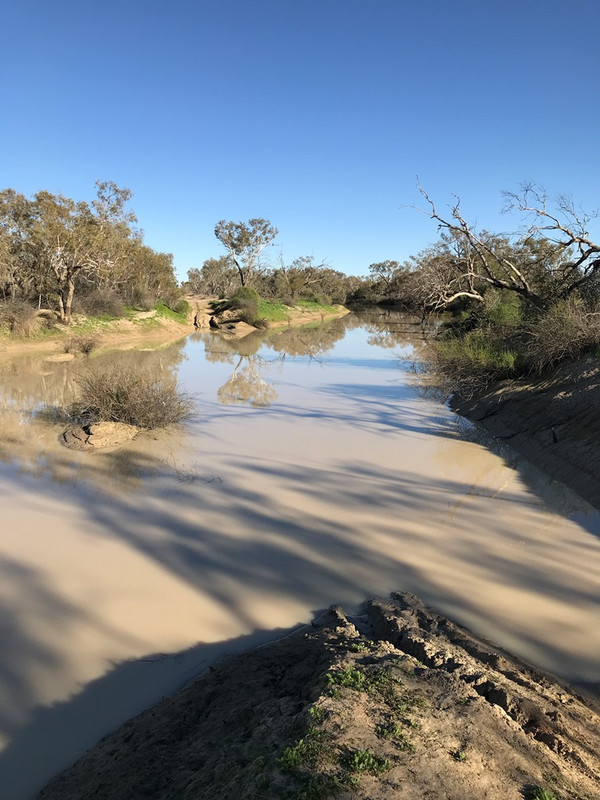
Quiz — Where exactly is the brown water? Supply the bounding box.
[0,313,599,798]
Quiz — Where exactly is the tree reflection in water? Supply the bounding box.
[217,355,277,407]
[204,318,352,408]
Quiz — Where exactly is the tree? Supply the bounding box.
[214,218,278,287]
[187,256,237,296]
[414,183,600,312]
[272,255,328,302]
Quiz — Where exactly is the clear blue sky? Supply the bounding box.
[2,0,599,279]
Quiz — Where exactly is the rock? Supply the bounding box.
[86,422,139,449]
[61,422,139,451]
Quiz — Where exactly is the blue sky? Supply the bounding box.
[2,0,599,279]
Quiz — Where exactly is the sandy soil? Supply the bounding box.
[452,357,600,509]
[0,313,192,360]
[38,593,600,800]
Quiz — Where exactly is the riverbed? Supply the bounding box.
[0,313,599,799]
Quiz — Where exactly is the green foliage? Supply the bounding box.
[481,291,523,327]
[296,299,337,313]
[326,666,368,692]
[527,788,559,800]
[375,722,415,751]
[70,365,194,429]
[325,666,401,707]
[230,286,261,305]
[348,640,370,653]
[215,218,278,288]
[427,326,519,396]
[153,300,190,324]
[0,182,179,325]
[309,705,327,724]
[343,748,390,775]
[277,731,325,773]
[257,299,290,322]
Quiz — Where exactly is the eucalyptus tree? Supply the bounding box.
[214,218,278,287]
[187,256,238,296]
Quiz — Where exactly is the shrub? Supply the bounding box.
[522,301,600,374]
[237,299,259,325]
[154,300,191,323]
[75,289,124,319]
[425,328,518,397]
[230,286,260,306]
[128,288,155,311]
[169,297,190,315]
[70,365,194,429]
[0,300,39,337]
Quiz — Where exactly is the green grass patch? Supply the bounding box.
[527,789,559,800]
[375,722,415,751]
[296,300,338,314]
[257,299,290,322]
[278,730,326,773]
[343,747,390,776]
[153,300,191,324]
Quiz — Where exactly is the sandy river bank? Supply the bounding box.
[452,356,600,509]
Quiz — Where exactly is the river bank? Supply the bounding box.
[452,356,600,509]
[38,593,600,800]
[0,296,350,358]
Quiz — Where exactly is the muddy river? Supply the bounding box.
[0,312,599,798]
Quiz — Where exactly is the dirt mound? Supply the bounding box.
[61,422,139,450]
[38,594,600,800]
[452,357,600,508]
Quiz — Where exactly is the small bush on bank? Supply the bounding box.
[75,289,124,319]
[0,300,39,337]
[425,294,600,397]
[227,287,261,325]
[522,301,600,374]
[70,365,194,429]
[425,327,518,397]
[229,286,260,306]
[63,334,101,355]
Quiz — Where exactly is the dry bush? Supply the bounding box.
[523,302,600,374]
[64,334,101,355]
[70,365,194,429]
[0,300,40,337]
[75,289,124,318]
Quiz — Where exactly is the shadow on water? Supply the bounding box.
[0,437,598,797]
[0,311,599,796]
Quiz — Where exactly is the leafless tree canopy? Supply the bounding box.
[412,183,600,312]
